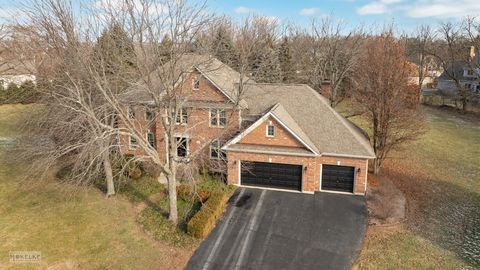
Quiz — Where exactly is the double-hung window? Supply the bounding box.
[175,136,188,157]
[266,122,275,137]
[130,136,138,148]
[192,76,200,90]
[175,107,188,124]
[210,109,226,127]
[147,132,156,148]
[210,139,226,160]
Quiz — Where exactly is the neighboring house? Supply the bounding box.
[122,54,375,195]
[437,46,480,95]
[0,58,36,89]
[407,61,442,89]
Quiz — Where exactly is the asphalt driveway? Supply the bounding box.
[185,188,367,270]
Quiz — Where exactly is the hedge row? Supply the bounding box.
[177,183,211,203]
[187,191,229,238]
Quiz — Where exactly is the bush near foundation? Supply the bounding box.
[187,191,229,238]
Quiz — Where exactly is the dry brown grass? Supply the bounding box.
[354,106,480,269]
[0,104,198,269]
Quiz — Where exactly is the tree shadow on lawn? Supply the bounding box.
[116,177,201,246]
[383,163,480,267]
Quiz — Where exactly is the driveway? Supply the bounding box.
[185,188,367,270]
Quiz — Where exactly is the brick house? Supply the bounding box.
[123,54,375,195]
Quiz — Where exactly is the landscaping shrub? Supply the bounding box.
[176,184,192,201]
[128,165,142,179]
[140,161,161,178]
[187,191,229,238]
[177,183,211,203]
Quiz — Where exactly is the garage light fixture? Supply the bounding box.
[356,168,361,174]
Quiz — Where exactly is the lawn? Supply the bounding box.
[351,106,480,269]
[0,104,199,269]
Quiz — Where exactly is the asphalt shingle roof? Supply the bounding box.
[125,54,375,158]
[240,83,375,158]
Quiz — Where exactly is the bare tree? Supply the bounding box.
[309,17,364,107]
[408,24,437,92]
[465,17,480,80]
[430,22,472,111]
[18,0,126,197]
[354,31,425,174]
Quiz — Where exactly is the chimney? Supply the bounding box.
[469,46,475,61]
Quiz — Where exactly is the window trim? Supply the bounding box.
[174,135,189,158]
[129,135,138,149]
[147,132,156,149]
[209,108,227,128]
[192,75,200,90]
[266,121,275,137]
[175,107,188,125]
[210,139,226,160]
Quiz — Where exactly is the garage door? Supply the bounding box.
[241,161,302,191]
[321,165,355,193]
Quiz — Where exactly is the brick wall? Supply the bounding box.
[227,151,369,195]
[238,117,305,148]
[121,69,240,164]
[318,156,368,195]
[226,151,318,193]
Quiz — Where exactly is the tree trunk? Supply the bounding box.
[373,158,381,175]
[104,151,115,197]
[167,163,178,224]
[462,98,467,112]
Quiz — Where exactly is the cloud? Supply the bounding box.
[357,3,388,15]
[358,0,480,18]
[404,0,480,18]
[234,6,251,14]
[299,7,320,16]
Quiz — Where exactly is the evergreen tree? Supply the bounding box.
[18,80,38,104]
[251,39,282,83]
[0,83,5,104]
[92,23,137,92]
[2,82,20,103]
[278,36,294,83]
[158,34,173,64]
[212,27,237,67]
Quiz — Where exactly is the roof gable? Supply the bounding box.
[223,103,319,155]
[241,84,376,158]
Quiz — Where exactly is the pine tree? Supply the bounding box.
[92,23,137,92]
[0,83,5,104]
[4,82,20,103]
[278,36,294,83]
[17,80,38,104]
[212,27,237,67]
[251,39,282,83]
[158,34,173,64]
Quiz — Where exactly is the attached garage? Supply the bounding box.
[240,161,302,191]
[321,165,355,193]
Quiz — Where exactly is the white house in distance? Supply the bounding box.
[437,46,480,95]
[0,58,36,89]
